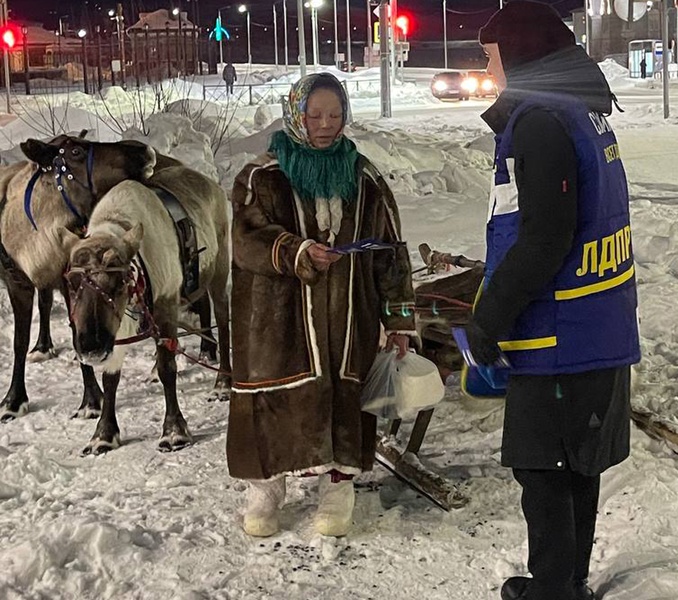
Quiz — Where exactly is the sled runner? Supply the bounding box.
[374,244,485,511]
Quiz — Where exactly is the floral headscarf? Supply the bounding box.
[268,73,358,204]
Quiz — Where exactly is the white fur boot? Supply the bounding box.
[314,475,355,537]
[243,477,286,537]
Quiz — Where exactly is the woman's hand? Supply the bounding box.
[306,243,342,272]
[386,333,410,359]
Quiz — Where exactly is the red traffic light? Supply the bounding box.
[395,14,410,37]
[0,25,19,50]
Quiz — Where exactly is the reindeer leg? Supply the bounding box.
[208,268,231,402]
[82,371,121,455]
[59,282,104,419]
[28,288,57,361]
[0,279,34,421]
[156,301,192,451]
[194,294,218,363]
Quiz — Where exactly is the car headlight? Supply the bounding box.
[433,79,448,92]
[461,77,479,92]
[481,78,495,91]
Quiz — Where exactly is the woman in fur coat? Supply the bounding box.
[227,73,417,538]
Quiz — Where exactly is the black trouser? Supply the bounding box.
[513,469,600,600]
[226,82,234,94]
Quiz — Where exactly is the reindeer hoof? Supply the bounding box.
[199,350,219,365]
[82,433,121,456]
[70,407,102,420]
[158,432,193,452]
[27,347,58,363]
[207,387,231,402]
[0,403,29,422]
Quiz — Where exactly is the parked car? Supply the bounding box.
[430,70,497,101]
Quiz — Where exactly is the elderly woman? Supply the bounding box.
[227,73,416,538]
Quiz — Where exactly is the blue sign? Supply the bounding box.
[209,16,230,41]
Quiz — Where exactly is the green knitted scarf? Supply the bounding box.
[268,130,359,204]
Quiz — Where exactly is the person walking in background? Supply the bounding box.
[466,2,641,599]
[222,62,237,94]
[640,56,647,79]
[227,73,416,538]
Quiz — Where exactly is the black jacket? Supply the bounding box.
[476,46,631,474]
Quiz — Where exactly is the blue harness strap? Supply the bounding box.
[23,169,42,231]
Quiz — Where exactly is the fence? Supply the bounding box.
[202,78,382,106]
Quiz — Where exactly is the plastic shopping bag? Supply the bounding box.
[361,350,446,420]
[360,350,399,419]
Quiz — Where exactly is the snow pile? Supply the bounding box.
[599,58,633,90]
[122,113,219,181]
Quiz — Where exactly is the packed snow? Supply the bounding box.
[1,62,678,600]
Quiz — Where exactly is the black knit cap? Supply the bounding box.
[478,1,575,72]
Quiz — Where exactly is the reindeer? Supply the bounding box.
[59,163,231,455]
[0,136,158,421]
[0,136,219,422]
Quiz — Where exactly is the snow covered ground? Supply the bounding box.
[2,64,678,599]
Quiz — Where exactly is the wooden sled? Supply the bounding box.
[375,244,484,511]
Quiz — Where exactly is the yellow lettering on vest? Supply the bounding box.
[603,143,621,163]
[624,225,631,262]
[615,228,627,263]
[577,241,598,276]
[598,234,618,276]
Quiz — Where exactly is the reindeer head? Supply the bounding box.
[61,224,144,365]
[20,136,157,223]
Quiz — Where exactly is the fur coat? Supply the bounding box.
[227,153,416,480]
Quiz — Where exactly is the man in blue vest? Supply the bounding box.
[466,2,641,599]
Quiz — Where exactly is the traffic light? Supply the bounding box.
[0,24,19,51]
[395,14,411,38]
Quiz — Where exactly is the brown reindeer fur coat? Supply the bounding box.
[227,153,416,480]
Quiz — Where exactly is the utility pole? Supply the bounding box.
[333,0,339,68]
[346,0,352,70]
[379,0,390,117]
[283,0,289,69]
[390,0,397,86]
[366,0,372,68]
[0,0,10,113]
[297,0,307,76]
[274,3,279,66]
[662,0,670,118]
[443,0,447,69]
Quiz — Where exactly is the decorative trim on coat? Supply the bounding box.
[244,158,279,205]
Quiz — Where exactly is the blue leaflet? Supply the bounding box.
[451,327,511,391]
[326,238,406,255]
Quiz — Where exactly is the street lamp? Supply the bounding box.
[304,0,323,68]
[238,4,251,65]
[442,0,447,69]
[78,29,89,94]
[109,4,126,89]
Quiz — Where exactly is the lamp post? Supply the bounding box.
[109,4,126,89]
[305,0,323,68]
[333,0,339,68]
[345,0,351,71]
[366,0,372,68]
[443,0,447,69]
[238,4,251,65]
[283,0,289,70]
[78,28,89,94]
[297,0,307,76]
[273,3,279,66]
[21,26,30,96]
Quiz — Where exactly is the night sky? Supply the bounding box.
[15,0,583,41]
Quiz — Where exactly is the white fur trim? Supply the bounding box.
[232,374,319,395]
[294,239,315,276]
[339,177,364,383]
[244,159,279,205]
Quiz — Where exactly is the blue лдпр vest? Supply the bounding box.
[484,94,641,375]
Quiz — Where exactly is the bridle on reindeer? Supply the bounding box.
[64,257,163,347]
[23,137,95,231]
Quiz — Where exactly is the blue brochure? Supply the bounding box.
[451,327,510,398]
[327,238,406,255]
